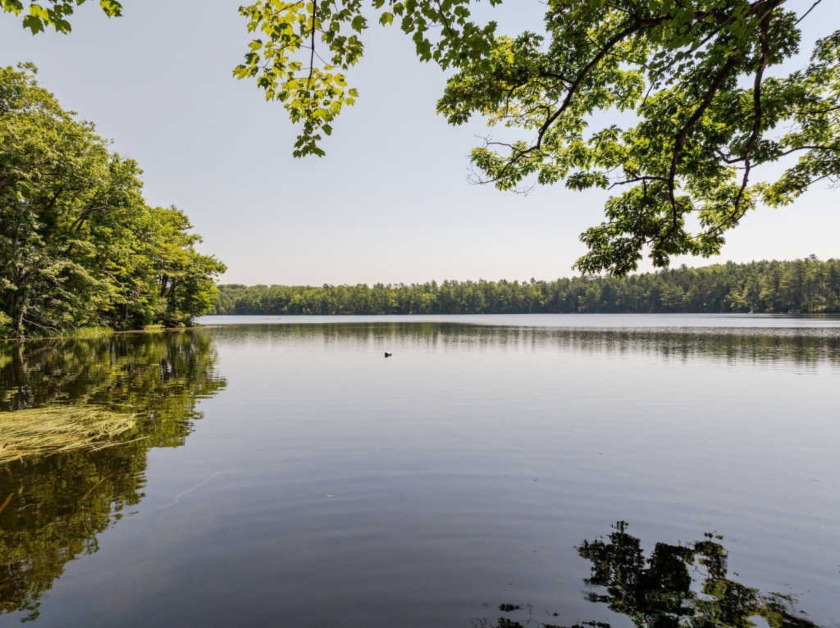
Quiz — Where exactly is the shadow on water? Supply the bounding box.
[481,522,815,628]
[0,331,226,622]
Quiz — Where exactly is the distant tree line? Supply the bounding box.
[1,65,225,339]
[216,258,840,316]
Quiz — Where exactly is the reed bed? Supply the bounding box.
[0,406,137,465]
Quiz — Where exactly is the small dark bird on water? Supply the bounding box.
[384,352,392,358]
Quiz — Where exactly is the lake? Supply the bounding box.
[1,314,839,627]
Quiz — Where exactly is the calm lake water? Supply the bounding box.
[1,314,839,627]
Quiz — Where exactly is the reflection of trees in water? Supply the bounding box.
[478,522,815,628]
[208,323,840,367]
[0,332,226,622]
[0,328,828,624]
[576,521,814,627]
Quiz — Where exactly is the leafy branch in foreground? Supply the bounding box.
[232,0,838,273]
[438,1,839,274]
[0,0,121,34]
[233,0,501,157]
[4,1,838,274]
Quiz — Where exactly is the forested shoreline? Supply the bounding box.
[1,65,224,339]
[216,258,840,316]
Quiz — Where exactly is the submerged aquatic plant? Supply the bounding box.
[0,406,137,465]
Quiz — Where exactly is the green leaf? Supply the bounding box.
[351,15,366,32]
[99,0,123,18]
[22,13,44,33]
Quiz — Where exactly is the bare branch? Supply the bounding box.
[795,0,823,25]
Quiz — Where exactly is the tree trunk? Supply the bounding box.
[10,287,29,340]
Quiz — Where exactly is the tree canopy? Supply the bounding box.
[0,64,225,338]
[3,1,838,274]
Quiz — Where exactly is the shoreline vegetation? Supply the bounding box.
[0,64,225,341]
[2,324,199,345]
[215,257,840,317]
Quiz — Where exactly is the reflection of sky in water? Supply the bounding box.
[200,312,840,329]
[0,320,838,627]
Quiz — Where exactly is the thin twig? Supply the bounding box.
[795,0,823,25]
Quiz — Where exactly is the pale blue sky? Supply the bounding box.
[1,1,837,285]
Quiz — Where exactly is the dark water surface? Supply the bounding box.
[1,315,839,627]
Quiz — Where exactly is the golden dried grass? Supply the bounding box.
[0,406,137,465]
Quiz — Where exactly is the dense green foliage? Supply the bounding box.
[215,258,840,315]
[4,1,837,274]
[0,64,225,339]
